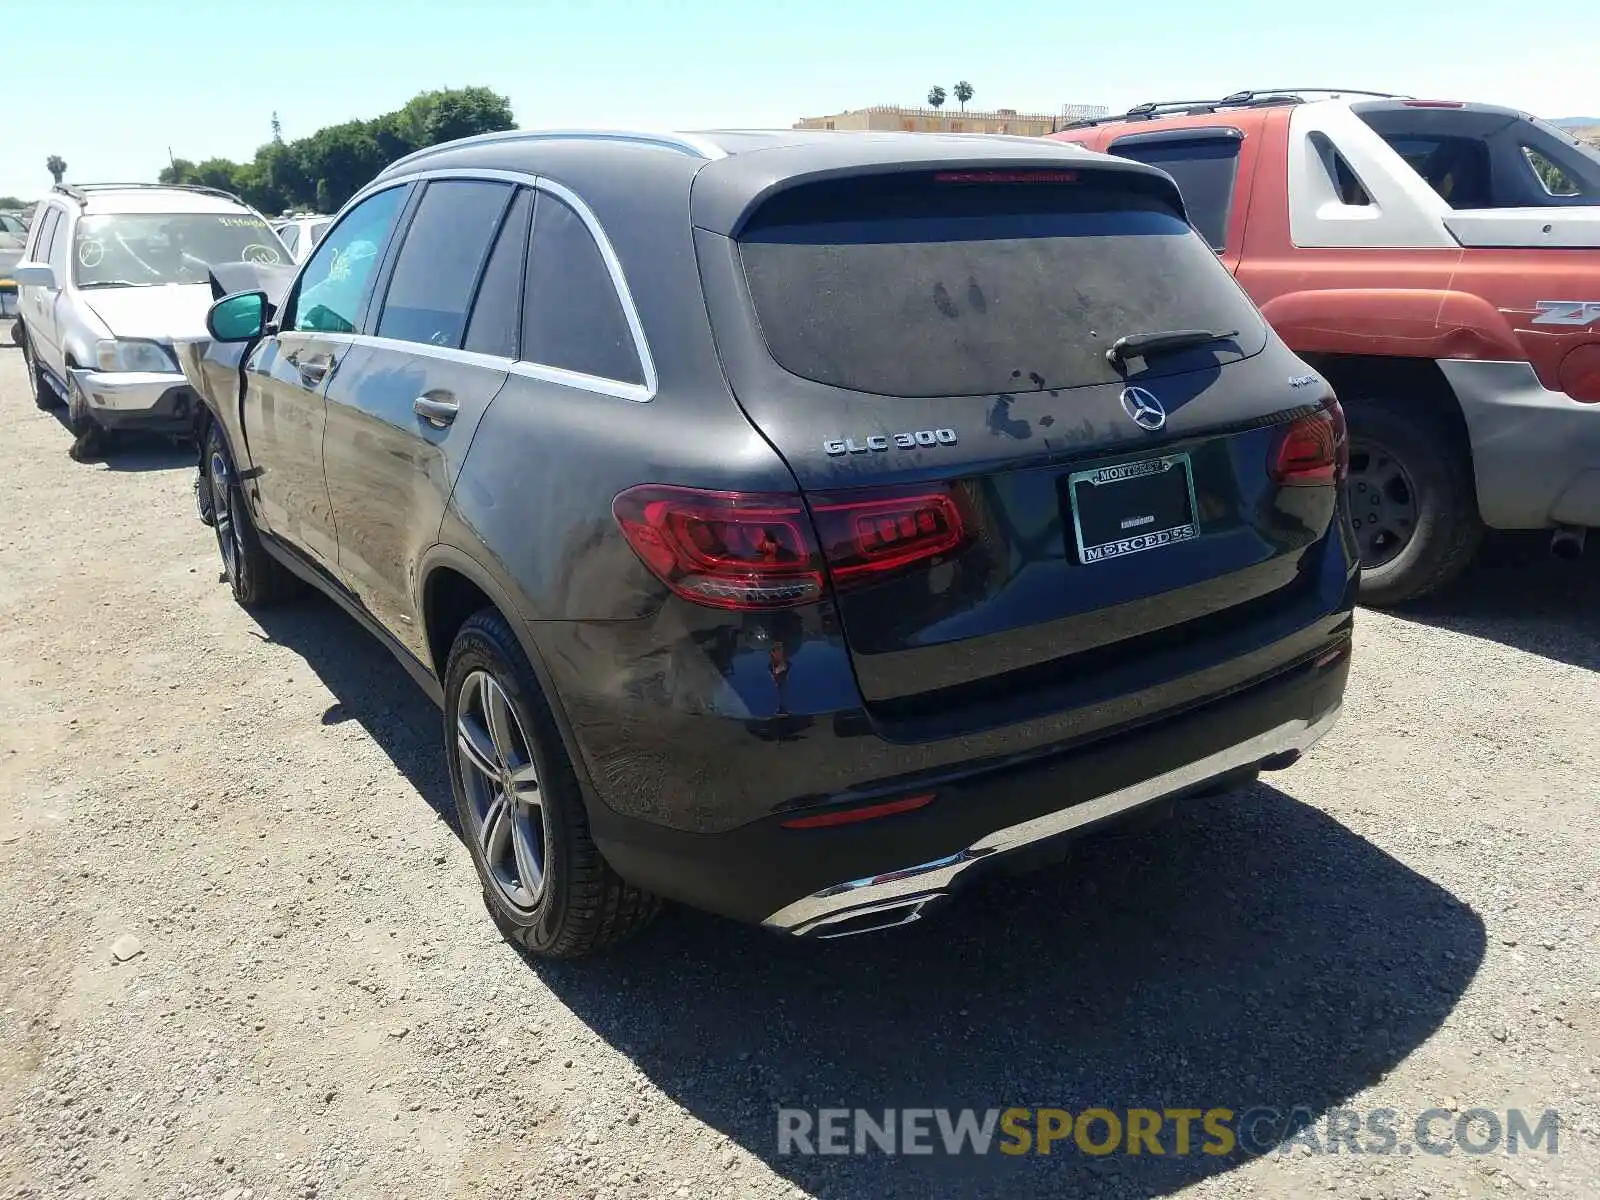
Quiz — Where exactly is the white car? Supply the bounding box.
[271,214,333,263]
[12,183,291,458]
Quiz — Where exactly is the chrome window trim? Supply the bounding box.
[352,166,659,402]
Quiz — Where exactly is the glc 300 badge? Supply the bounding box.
[823,429,958,455]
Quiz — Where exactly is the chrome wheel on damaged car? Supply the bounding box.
[202,422,299,608]
[444,611,658,959]
[209,447,243,584]
[455,669,548,911]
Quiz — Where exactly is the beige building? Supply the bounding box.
[794,103,1106,137]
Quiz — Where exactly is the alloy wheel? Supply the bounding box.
[454,670,547,911]
[209,451,242,582]
[1345,436,1419,569]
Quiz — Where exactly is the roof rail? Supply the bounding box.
[1063,88,1407,130]
[382,128,728,175]
[51,181,248,205]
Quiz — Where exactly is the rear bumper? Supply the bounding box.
[1442,359,1600,529]
[69,368,198,434]
[591,645,1350,930]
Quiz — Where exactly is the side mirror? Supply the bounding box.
[13,262,56,289]
[207,290,267,342]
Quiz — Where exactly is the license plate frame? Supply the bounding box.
[1066,451,1201,565]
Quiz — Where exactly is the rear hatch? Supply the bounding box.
[694,160,1344,730]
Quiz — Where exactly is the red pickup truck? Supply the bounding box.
[1051,90,1600,603]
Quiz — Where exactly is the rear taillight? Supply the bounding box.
[613,483,969,610]
[1270,401,1348,486]
[612,486,824,610]
[809,488,966,583]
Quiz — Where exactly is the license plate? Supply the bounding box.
[1066,452,1200,564]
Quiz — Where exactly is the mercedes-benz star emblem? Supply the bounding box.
[1120,386,1167,432]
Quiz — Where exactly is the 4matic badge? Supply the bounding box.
[824,429,958,455]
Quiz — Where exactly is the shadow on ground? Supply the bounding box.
[36,404,195,473]
[249,591,1485,1199]
[1383,533,1600,672]
[249,597,455,830]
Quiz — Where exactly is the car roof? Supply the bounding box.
[82,191,254,216]
[45,185,256,217]
[374,127,1174,237]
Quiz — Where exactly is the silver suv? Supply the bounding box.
[271,213,333,263]
[14,183,290,459]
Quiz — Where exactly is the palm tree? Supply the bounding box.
[46,155,67,185]
[927,86,946,111]
[953,81,974,112]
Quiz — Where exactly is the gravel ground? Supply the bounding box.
[1,345,1597,1200]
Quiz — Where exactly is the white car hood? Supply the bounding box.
[81,284,214,341]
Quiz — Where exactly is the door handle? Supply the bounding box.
[413,394,459,428]
[296,354,334,386]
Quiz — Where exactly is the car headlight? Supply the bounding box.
[95,339,177,373]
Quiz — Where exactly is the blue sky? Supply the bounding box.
[4,0,1592,204]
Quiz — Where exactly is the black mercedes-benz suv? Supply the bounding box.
[177,128,1356,958]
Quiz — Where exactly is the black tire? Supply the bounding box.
[204,422,299,607]
[444,609,660,959]
[1343,397,1482,607]
[65,370,111,462]
[19,329,60,411]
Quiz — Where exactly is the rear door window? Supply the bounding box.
[1106,130,1242,251]
[463,188,533,359]
[377,180,513,348]
[737,171,1266,398]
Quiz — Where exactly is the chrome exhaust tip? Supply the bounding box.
[802,894,941,939]
[1550,525,1586,561]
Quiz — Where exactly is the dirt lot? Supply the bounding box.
[1,346,1598,1200]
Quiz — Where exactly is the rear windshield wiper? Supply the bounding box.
[1106,328,1239,366]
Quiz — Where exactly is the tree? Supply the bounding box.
[158,158,198,186]
[927,86,946,110]
[46,156,67,185]
[953,81,974,112]
[0,195,25,209]
[423,87,516,146]
[162,86,517,215]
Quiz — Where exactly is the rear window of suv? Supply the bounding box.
[737,171,1267,398]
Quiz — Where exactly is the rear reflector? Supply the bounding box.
[614,483,969,610]
[781,793,936,829]
[1270,400,1348,486]
[1315,640,1352,668]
